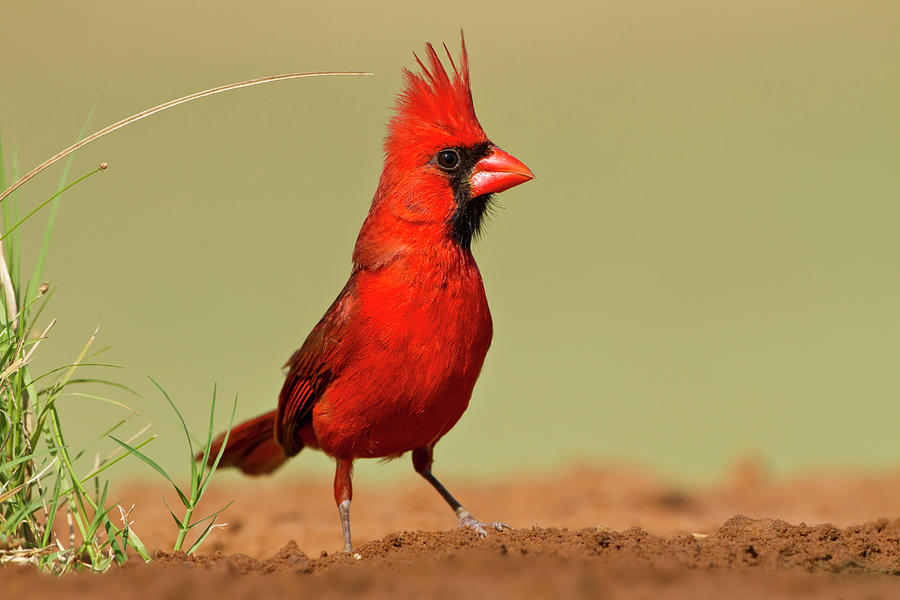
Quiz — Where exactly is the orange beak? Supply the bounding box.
[469,147,534,197]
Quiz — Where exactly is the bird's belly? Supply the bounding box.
[312,336,487,458]
[313,382,468,458]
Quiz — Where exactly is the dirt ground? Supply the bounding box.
[5,460,900,598]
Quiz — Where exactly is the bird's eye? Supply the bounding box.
[435,149,460,170]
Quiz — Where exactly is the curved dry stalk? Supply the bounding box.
[0,71,372,205]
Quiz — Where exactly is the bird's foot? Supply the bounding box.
[456,509,510,537]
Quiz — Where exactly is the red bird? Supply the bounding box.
[203,34,533,552]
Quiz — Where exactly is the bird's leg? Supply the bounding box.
[333,457,354,553]
[412,446,509,537]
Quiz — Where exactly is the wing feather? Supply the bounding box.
[276,273,357,455]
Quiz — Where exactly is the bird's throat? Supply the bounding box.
[449,192,492,250]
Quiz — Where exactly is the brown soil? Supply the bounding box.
[5,461,900,598]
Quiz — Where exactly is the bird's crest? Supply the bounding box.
[387,32,488,155]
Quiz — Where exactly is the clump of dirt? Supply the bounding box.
[4,464,900,598]
[313,516,900,576]
[153,539,313,575]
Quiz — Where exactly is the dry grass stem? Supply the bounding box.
[0,71,372,206]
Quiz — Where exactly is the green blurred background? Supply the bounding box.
[1,1,898,486]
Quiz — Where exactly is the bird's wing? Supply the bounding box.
[276,273,358,455]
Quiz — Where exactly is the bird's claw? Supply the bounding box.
[457,510,510,537]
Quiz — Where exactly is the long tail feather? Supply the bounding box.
[199,410,293,476]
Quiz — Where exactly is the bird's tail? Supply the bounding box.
[198,409,294,476]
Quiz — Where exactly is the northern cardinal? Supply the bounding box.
[202,33,533,553]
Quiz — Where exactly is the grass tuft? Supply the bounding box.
[111,378,237,554]
[0,133,153,573]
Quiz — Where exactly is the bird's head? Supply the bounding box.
[358,33,533,264]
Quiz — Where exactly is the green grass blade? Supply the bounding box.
[1,145,20,275]
[147,376,199,493]
[198,394,237,499]
[108,435,189,508]
[146,376,195,456]
[0,166,104,245]
[1,497,46,535]
[39,462,66,547]
[198,384,217,481]
[87,481,111,537]
[104,515,127,563]
[161,496,186,529]
[71,418,131,462]
[126,529,152,562]
[77,434,155,486]
[32,98,101,290]
[184,500,234,531]
[30,362,123,388]
[0,133,8,235]
[0,447,58,473]
[185,513,228,556]
[41,434,157,525]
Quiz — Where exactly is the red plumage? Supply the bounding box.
[203,33,533,552]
